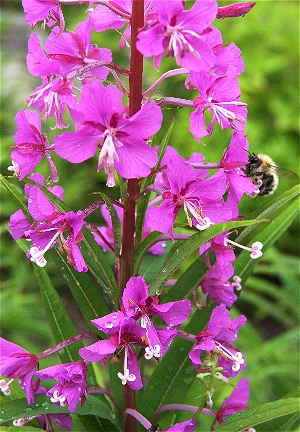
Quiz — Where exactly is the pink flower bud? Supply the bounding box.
[217,2,256,19]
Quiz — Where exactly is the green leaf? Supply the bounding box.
[133,230,165,275]
[237,184,300,241]
[50,248,110,329]
[215,397,300,431]
[161,255,208,303]
[234,196,300,283]
[0,175,30,219]
[34,265,83,363]
[0,394,121,430]
[148,219,266,296]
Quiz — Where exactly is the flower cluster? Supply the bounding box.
[2,0,261,430]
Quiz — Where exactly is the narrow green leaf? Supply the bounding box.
[148,219,266,296]
[133,230,165,275]
[0,394,121,430]
[0,175,30,219]
[234,197,300,283]
[161,255,208,303]
[237,184,300,241]
[34,265,82,363]
[50,248,110,328]
[215,397,300,431]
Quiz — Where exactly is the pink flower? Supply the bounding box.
[0,338,39,404]
[147,154,230,238]
[189,66,247,138]
[54,82,162,186]
[10,109,58,182]
[137,0,218,71]
[22,0,65,33]
[35,361,88,413]
[44,18,112,82]
[189,304,246,377]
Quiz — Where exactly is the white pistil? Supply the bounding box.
[144,344,161,360]
[29,231,61,267]
[196,216,213,231]
[224,238,263,259]
[0,378,13,396]
[214,341,244,372]
[117,346,136,385]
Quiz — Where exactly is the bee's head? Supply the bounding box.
[248,153,259,165]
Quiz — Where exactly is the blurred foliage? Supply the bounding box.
[0,0,299,417]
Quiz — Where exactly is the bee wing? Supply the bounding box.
[270,165,299,181]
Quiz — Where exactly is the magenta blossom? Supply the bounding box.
[26,33,79,129]
[147,154,230,238]
[121,276,192,354]
[137,0,218,71]
[54,82,162,186]
[166,418,196,432]
[212,377,250,429]
[22,0,65,34]
[8,174,87,272]
[189,66,247,139]
[200,268,238,308]
[189,304,246,377]
[10,109,58,182]
[44,18,112,82]
[79,314,145,390]
[35,361,88,413]
[0,338,39,404]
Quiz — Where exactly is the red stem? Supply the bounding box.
[120,0,144,430]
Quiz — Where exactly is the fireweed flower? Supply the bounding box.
[189,304,246,377]
[8,174,87,272]
[54,82,162,186]
[211,377,250,429]
[166,418,196,432]
[44,18,112,82]
[200,268,238,307]
[35,361,88,413]
[136,0,218,71]
[121,276,192,353]
[26,33,80,129]
[79,314,145,390]
[10,109,58,182]
[0,338,39,404]
[147,154,231,238]
[93,204,166,255]
[22,0,65,34]
[188,66,247,139]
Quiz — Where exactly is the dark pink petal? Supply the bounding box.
[54,126,100,163]
[153,300,193,325]
[79,339,117,363]
[8,210,31,240]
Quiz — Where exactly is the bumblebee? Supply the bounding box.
[248,153,299,196]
